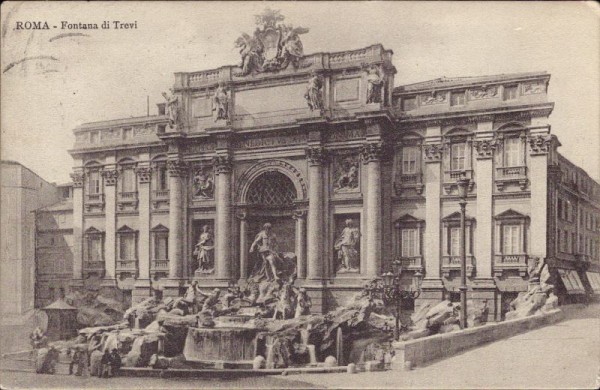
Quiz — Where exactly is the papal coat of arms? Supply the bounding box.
[234,8,309,76]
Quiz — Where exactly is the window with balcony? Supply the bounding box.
[441,211,474,277]
[394,140,424,195]
[495,129,528,191]
[442,131,473,194]
[151,161,170,205]
[84,165,104,211]
[494,209,529,277]
[117,162,138,210]
[393,214,424,271]
[117,225,138,276]
[151,224,169,277]
[83,227,104,277]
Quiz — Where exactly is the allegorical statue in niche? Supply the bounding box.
[193,225,214,273]
[162,89,179,128]
[249,223,286,282]
[193,168,214,199]
[212,83,229,122]
[335,157,359,192]
[366,66,383,104]
[304,73,323,112]
[334,219,361,273]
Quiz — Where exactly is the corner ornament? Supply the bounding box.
[167,160,188,177]
[528,134,552,156]
[234,8,309,76]
[474,139,497,159]
[135,167,152,183]
[361,142,386,163]
[101,169,119,186]
[213,154,233,174]
[70,172,85,188]
[423,143,443,162]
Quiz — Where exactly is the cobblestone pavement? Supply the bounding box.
[1,305,598,389]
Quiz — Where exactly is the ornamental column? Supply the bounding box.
[474,136,496,279]
[306,147,326,280]
[70,169,84,281]
[136,165,152,280]
[362,142,384,278]
[237,211,248,280]
[102,166,119,280]
[167,159,187,279]
[214,154,233,281]
[293,210,307,279]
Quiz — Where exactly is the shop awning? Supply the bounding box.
[585,272,600,294]
[558,269,586,295]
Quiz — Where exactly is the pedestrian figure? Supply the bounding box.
[109,348,121,376]
[100,349,112,378]
[69,347,82,375]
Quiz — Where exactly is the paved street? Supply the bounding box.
[1,305,598,389]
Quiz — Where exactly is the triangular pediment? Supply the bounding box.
[117,225,136,233]
[395,214,423,223]
[495,209,528,220]
[442,211,474,221]
[84,226,103,234]
[150,224,169,233]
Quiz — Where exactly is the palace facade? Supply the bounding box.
[62,41,600,320]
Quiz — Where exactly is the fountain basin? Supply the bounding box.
[183,327,259,362]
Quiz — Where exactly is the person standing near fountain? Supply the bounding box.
[249,223,283,282]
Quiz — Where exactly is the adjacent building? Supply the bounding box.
[0,161,62,325]
[64,22,600,320]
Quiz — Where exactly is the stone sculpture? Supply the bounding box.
[334,156,359,192]
[162,89,179,129]
[294,287,312,318]
[304,73,324,112]
[193,225,215,273]
[366,66,383,104]
[506,257,558,320]
[234,9,309,76]
[334,219,361,273]
[249,223,284,282]
[192,168,214,199]
[211,83,229,122]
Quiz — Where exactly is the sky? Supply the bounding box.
[1,1,599,184]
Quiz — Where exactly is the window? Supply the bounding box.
[451,142,467,170]
[120,166,136,193]
[450,91,466,106]
[62,187,71,199]
[402,97,417,111]
[504,137,522,167]
[87,170,101,195]
[154,234,168,260]
[122,127,132,140]
[119,233,136,260]
[85,229,103,262]
[401,229,418,257]
[155,165,169,191]
[450,227,461,256]
[402,146,419,174]
[494,209,528,257]
[504,85,518,100]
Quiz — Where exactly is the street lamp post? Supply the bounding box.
[457,172,471,329]
[368,259,423,341]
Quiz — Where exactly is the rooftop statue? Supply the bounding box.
[162,89,180,129]
[234,8,309,76]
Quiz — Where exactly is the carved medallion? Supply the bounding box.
[528,134,552,155]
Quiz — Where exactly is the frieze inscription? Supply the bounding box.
[233,133,307,149]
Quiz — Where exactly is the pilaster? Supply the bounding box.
[102,163,118,279]
[214,152,233,281]
[236,211,248,280]
[70,168,84,281]
[306,146,326,280]
[528,133,552,259]
[293,210,307,279]
[362,141,385,278]
[167,159,187,279]
[474,121,496,279]
[136,163,152,280]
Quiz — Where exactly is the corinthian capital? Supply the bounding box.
[101,169,119,186]
[135,167,152,183]
[167,160,188,177]
[70,171,85,188]
[306,146,327,166]
[361,142,386,164]
[213,154,232,174]
[528,134,554,156]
